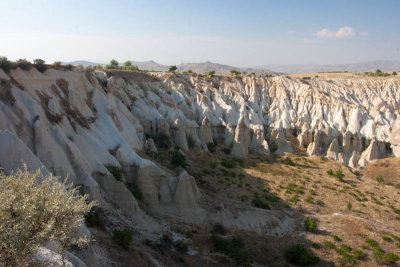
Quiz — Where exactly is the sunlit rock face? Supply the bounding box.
[0,68,399,234]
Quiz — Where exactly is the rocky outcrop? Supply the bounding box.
[198,117,213,145]
[232,118,250,158]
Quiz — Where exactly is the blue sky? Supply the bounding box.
[0,0,399,66]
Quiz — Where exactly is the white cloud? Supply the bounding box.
[315,26,355,38]
[285,30,295,35]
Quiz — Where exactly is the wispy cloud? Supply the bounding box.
[315,26,355,38]
[285,30,295,35]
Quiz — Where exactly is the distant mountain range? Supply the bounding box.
[64,60,400,74]
[64,60,279,75]
[259,60,400,74]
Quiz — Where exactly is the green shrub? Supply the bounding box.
[346,201,352,210]
[187,135,195,148]
[85,209,103,229]
[16,58,32,70]
[324,240,335,249]
[271,143,278,152]
[105,59,119,69]
[372,247,385,263]
[113,229,133,250]
[252,198,270,210]
[0,56,15,73]
[212,223,227,235]
[331,235,342,242]
[106,165,123,181]
[33,58,47,72]
[353,250,365,260]
[304,217,317,232]
[53,61,62,67]
[171,150,187,168]
[207,70,216,77]
[284,244,320,266]
[384,253,399,264]
[211,235,249,265]
[221,159,236,168]
[327,169,334,175]
[382,236,392,242]
[305,196,313,203]
[223,148,231,154]
[168,65,177,72]
[365,238,378,247]
[376,176,384,183]
[282,157,295,166]
[0,165,95,266]
[207,142,216,153]
[130,188,142,201]
[393,71,398,75]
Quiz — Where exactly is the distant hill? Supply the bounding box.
[62,60,103,67]
[177,61,279,75]
[128,60,170,71]
[259,60,400,74]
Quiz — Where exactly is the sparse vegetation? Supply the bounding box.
[284,243,320,266]
[106,165,123,181]
[168,65,177,72]
[211,235,249,265]
[171,150,187,168]
[0,165,95,266]
[376,175,384,184]
[33,58,47,72]
[16,58,32,70]
[304,217,317,232]
[112,229,133,250]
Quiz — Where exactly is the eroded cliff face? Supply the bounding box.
[0,67,399,265]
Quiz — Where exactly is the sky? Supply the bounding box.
[0,0,399,67]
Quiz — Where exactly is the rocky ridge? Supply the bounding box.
[0,67,399,265]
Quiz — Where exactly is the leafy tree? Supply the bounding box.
[123,61,132,67]
[168,65,177,72]
[207,70,216,77]
[16,59,32,70]
[105,59,119,69]
[53,61,62,68]
[0,57,15,73]
[376,69,382,73]
[0,165,96,266]
[393,71,398,75]
[33,59,47,72]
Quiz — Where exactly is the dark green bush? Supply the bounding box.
[106,166,123,181]
[353,250,365,260]
[207,142,216,153]
[282,157,295,166]
[331,235,342,242]
[168,65,177,72]
[384,253,399,264]
[105,59,119,69]
[171,150,187,168]
[113,229,133,250]
[0,57,15,73]
[324,240,335,249]
[211,235,249,265]
[284,243,320,266]
[223,148,231,154]
[376,176,384,183]
[212,223,227,235]
[16,59,32,70]
[85,209,103,229]
[130,188,142,201]
[33,59,47,72]
[252,198,270,210]
[327,169,334,175]
[304,217,317,232]
[221,159,236,168]
[372,247,385,263]
[187,135,195,148]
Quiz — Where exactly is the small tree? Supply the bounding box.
[376,69,382,73]
[105,59,119,69]
[0,57,15,73]
[123,61,132,67]
[393,71,398,75]
[33,59,47,72]
[207,70,216,77]
[16,59,32,70]
[168,65,177,72]
[0,165,96,266]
